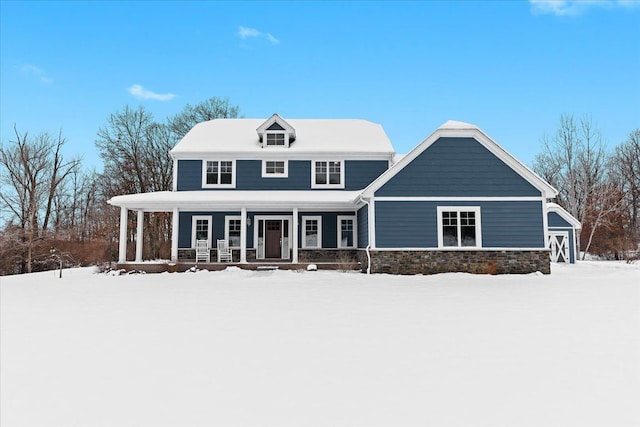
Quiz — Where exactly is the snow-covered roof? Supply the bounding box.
[108,190,362,211]
[547,203,582,229]
[170,118,395,158]
[362,120,559,199]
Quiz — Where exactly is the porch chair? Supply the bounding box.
[217,239,233,263]
[195,239,210,263]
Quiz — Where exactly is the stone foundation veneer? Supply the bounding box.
[357,250,551,275]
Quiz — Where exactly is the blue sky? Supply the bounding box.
[1,0,638,170]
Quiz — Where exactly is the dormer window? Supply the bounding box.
[266,132,286,146]
[257,113,296,148]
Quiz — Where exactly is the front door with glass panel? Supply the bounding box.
[256,217,290,259]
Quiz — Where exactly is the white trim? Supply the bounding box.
[311,160,345,189]
[261,160,289,178]
[118,207,127,263]
[374,196,544,202]
[171,208,179,261]
[368,198,376,249]
[135,210,144,262]
[224,215,242,249]
[172,158,178,192]
[201,159,236,189]
[362,124,558,199]
[191,215,212,248]
[542,199,549,257]
[436,206,482,249]
[292,208,299,263]
[301,215,323,249]
[172,152,394,161]
[240,208,247,263]
[337,215,357,249]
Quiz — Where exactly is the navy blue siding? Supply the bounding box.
[548,211,573,228]
[345,160,389,190]
[375,137,541,197]
[357,206,369,248]
[176,160,202,191]
[375,201,545,248]
[237,160,310,190]
[177,159,388,191]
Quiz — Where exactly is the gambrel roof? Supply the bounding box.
[362,120,558,199]
[170,117,395,159]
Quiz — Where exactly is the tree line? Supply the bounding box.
[0,97,239,275]
[533,114,640,260]
[1,107,638,275]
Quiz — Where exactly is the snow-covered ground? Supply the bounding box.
[1,262,639,427]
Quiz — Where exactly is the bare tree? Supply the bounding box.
[0,126,79,272]
[169,97,240,138]
[533,114,615,258]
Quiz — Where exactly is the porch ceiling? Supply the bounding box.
[108,190,363,212]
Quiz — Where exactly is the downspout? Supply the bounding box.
[358,195,372,275]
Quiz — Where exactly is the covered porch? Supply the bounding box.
[107,190,365,269]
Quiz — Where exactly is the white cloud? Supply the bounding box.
[21,64,53,84]
[530,0,640,15]
[237,26,279,44]
[127,84,176,101]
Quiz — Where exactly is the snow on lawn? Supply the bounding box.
[1,262,639,427]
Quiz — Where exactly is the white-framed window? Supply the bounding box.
[265,132,286,146]
[437,207,482,248]
[261,160,288,178]
[312,160,344,189]
[337,215,357,248]
[191,215,212,248]
[302,216,322,249]
[202,160,235,188]
[225,216,242,248]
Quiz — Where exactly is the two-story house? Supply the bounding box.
[108,114,581,274]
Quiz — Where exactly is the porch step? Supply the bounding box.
[256,266,280,271]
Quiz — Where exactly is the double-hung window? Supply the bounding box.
[203,160,235,188]
[337,215,357,248]
[225,216,242,248]
[313,160,344,188]
[302,216,322,249]
[437,207,481,248]
[262,160,288,177]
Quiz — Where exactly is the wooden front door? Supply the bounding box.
[265,220,282,258]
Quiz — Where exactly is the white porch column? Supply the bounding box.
[135,210,144,262]
[292,208,299,263]
[240,207,247,263]
[171,207,179,262]
[368,199,376,248]
[118,206,128,263]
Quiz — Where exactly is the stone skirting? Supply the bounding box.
[357,249,551,275]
